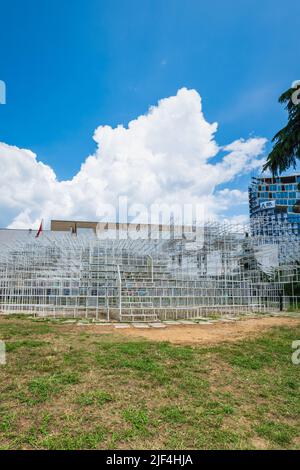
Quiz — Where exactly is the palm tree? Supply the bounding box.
[263,84,300,174]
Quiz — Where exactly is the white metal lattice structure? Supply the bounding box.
[0,220,299,321]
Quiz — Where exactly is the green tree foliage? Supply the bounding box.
[264,85,300,174]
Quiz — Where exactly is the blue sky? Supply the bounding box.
[0,0,300,227]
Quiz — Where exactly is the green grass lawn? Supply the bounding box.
[0,316,300,450]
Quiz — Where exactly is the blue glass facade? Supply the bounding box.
[249,174,300,236]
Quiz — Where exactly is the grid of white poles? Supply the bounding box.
[0,220,299,322]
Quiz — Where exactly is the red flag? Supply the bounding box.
[36,220,43,238]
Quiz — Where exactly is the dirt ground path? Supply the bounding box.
[92,316,300,345]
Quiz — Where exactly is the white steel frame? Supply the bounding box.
[0,220,299,321]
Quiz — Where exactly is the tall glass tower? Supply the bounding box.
[249,174,300,237]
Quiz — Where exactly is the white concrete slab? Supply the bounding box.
[132,323,150,328]
[114,324,130,329]
[149,323,166,328]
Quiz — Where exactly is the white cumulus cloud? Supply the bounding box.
[0,88,267,229]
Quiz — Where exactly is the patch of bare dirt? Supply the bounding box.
[251,437,270,450]
[92,316,300,346]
